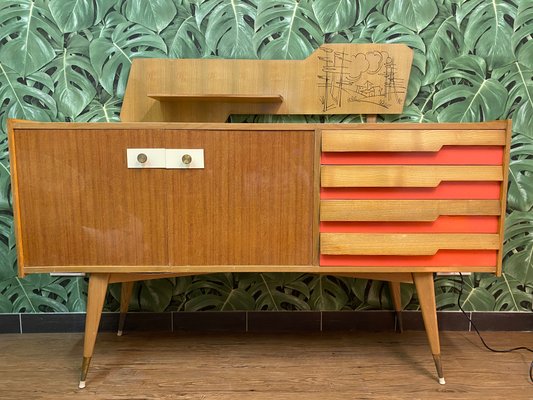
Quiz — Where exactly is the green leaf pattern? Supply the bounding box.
[434,55,506,122]
[0,0,531,312]
[386,0,438,33]
[457,0,518,70]
[197,0,256,58]
[123,0,177,33]
[0,0,61,76]
[255,0,323,59]
[49,0,96,33]
[89,21,167,96]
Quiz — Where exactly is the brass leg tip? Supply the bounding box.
[432,354,445,384]
[118,313,127,336]
[80,356,91,388]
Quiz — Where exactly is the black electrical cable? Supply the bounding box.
[457,272,533,383]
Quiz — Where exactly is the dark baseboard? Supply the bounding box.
[0,311,531,334]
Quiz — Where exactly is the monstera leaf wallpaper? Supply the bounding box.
[0,0,531,313]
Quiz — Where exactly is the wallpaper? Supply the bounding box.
[0,0,531,313]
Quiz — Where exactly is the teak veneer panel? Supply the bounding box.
[121,44,413,122]
[320,200,501,221]
[320,233,500,256]
[166,129,315,265]
[10,127,316,270]
[321,130,506,152]
[22,264,498,274]
[12,129,168,268]
[496,121,512,275]
[8,120,511,131]
[148,94,284,103]
[321,166,503,188]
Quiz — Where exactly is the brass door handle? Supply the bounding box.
[166,149,204,169]
[127,149,203,169]
[137,153,148,163]
[182,154,192,165]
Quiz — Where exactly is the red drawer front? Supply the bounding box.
[320,250,498,267]
[321,146,504,165]
[321,182,501,200]
[320,216,498,234]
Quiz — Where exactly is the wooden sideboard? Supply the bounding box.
[8,119,511,388]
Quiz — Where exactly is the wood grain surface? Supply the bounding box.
[11,127,316,269]
[320,200,501,221]
[0,331,531,400]
[321,165,503,187]
[10,120,511,131]
[10,120,512,274]
[166,129,315,265]
[12,129,169,268]
[320,233,500,255]
[148,94,284,103]
[120,44,413,122]
[321,129,506,152]
[496,121,513,276]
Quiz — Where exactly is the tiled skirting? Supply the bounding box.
[0,311,532,334]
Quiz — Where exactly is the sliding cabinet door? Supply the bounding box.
[166,129,316,266]
[13,128,168,268]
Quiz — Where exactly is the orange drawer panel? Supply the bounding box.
[321,182,501,200]
[321,146,503,165]
[320,250,498,267]
[320,216,499,234]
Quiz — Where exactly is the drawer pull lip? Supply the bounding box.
[137,153,148,163]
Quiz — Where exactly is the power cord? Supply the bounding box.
[457,272,533,383]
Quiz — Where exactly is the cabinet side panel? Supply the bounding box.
[167,130,315,265]
[13,129,168,268]
[8,121,26,276]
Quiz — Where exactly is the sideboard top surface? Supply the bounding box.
[9,120,511,131]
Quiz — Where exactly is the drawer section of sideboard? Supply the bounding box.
[319,125,510,273]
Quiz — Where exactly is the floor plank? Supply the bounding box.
[0,331,531,399]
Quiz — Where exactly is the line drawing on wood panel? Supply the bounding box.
[317,47,407,112]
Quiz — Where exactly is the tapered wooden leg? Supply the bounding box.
[117,281,134,337]
[413,273,445,385]
[388,281,403,333]
[80,273,110,389]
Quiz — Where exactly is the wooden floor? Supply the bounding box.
[0,331,531,399]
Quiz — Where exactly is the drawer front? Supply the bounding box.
[321,216,499,234]
[320,251,498,268]
[321,182,501,200]
[321,129,506,152]
[319,126,509,271]
[321,165,503,187]
[320,200,501,221]
[320,233,500,256]
[321,146,504,165]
